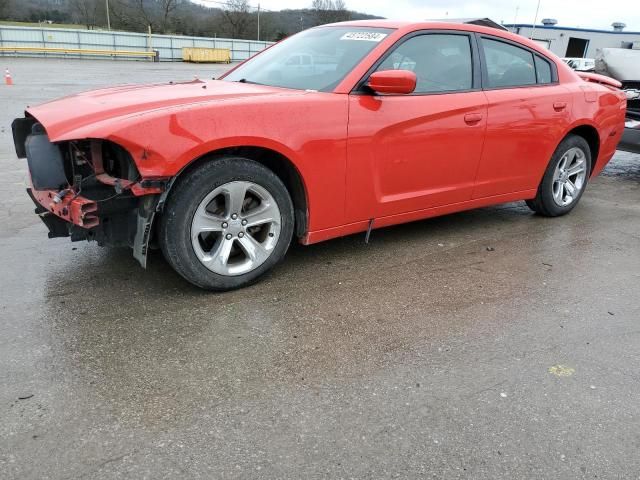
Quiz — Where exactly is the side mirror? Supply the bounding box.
[367,70,417,95]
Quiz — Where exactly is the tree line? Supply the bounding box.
[0,0,381,41]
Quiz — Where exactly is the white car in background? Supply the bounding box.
[562,57,595,72]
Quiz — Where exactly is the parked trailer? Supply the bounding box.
[620,109,640,154]
[596,47,640,153]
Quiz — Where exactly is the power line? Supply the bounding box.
[196,0,272,41]
[196,0,274,12]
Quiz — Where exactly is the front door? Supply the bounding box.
[345,32,488,222]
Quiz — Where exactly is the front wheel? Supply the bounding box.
[526,135,591,217]
[159,157,294,291]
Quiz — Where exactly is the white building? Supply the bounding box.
[504,20,640,58]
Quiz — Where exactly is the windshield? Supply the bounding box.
[223,26,393,92]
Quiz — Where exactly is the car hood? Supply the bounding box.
[26,79,294,141]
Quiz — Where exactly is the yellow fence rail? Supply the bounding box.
[0,46,157,60]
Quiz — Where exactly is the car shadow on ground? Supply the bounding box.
[42,200,536,302]
[35,151,640,306]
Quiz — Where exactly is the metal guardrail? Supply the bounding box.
[0,25,273,62]
[0,45,158,60]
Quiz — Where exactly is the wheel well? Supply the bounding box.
[173,146,308,238]
[567,125,600,176]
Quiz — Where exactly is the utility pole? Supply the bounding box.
[530,0,541,39]
[105,0,111,30]
[257,3,260,41]
[512,6,519,33]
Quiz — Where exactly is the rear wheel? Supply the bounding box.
[159,157,294,291]
[526,135,591,217]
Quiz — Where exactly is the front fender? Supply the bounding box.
[63,93,350,233]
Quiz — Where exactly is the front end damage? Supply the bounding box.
[12,116,169,267]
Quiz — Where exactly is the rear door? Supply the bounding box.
[473,36,573,198]
[346,31,488,222]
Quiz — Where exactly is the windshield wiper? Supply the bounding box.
[236,78,264,85]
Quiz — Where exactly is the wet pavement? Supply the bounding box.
[1,58,640,479]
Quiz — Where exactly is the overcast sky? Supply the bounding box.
[196,0,640,31]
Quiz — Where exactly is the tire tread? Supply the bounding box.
[526,134,591,217]
[158,156,294,291]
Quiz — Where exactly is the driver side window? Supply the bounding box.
[375,34,473,94]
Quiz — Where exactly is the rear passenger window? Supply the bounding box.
[482,38,536,88]
[375,34,473,93]
[535,55,552,83]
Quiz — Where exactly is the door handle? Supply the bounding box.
[553,102,568,111]
[464,113,483,124]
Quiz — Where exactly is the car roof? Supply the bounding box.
[323,19,559,61]
[327,19,417,29]
[332,18,511,30]
[327,19,508,32]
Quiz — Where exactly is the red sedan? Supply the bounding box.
[13,21,627,290]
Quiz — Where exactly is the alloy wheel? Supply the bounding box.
[551,147,588,207]
[190,181,281,276]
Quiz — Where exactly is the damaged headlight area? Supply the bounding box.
[13,117,168,267]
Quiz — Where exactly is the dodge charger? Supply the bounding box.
[12,21,627,290]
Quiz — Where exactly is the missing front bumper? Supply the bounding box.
[28,187,99,229]
[26,188,72,239]
[15,118,169,267]
[27,186,161,268]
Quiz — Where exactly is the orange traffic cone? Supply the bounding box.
[4,68,13,86]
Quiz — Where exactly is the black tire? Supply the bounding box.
[526,134,592,217]
[158,156,295,291]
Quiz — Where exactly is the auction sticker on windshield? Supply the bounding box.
[340,32,388,42]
